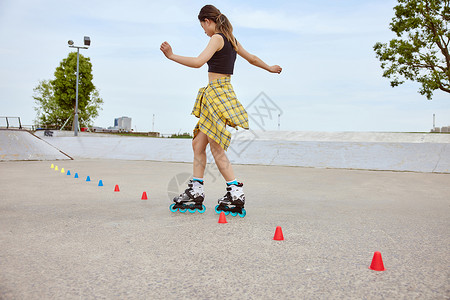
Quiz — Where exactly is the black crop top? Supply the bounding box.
[207,33,237,75]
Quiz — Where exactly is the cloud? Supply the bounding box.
[231,10,333,34]
[230,2,393,35]
[80,1,193,25]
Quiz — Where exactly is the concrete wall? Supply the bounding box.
[36,130,450,173]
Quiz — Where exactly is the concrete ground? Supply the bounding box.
[0,160,449,299]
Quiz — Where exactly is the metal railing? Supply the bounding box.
[0,117,22,129]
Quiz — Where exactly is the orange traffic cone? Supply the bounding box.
[218,211,227,223]
[141,191,148,200]
[114,185,120,192]
[369,251,386,271]
[273,226,284,241]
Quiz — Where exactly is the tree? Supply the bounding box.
[374,0,450,100]
[33,52,103,129]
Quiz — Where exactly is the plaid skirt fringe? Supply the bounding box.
[192,77,249,151]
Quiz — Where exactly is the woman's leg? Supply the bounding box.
[207,136,235,182]
[192,131,209,178]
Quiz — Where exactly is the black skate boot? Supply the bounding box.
[215,182,246,217]
[170,180,206,213]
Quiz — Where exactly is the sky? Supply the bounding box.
[0,0,449,134]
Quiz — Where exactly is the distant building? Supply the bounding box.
[431,126,450,133]
[110,116,132,132]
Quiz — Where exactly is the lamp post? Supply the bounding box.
[68,36,90,136]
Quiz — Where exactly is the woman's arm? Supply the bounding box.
[236,41,282,74]
[160,35,223,68]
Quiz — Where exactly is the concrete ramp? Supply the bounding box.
[0,130,72,161]
[37,130,450,173]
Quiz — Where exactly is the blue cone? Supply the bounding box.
[67,170,71,176]
[98,180,103,187]
[86,176,91,182]
[74,173,79,178]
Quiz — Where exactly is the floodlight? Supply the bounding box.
[84,36,91,46]
[68,40,74,46]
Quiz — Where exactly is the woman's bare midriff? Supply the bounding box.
[208,72,231,83]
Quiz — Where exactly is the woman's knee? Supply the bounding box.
[192,136,207,154]
[208,139,224,157]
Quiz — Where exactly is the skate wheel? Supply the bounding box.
[188,208,196,213]
[214,205,221,214]
[224,211,230,216]
[198,205,206,214]
[238,209,246,218]
[169,204,178,212]
[230,212,238,217]
[179,208,187,213]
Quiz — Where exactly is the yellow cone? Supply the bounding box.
[51,164,54,169]
[55,166,59,171]
[61,168,65,173]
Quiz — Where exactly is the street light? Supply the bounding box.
[68,36,91,136]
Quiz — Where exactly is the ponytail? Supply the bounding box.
[198,5,238,51]
[215,14,238,51]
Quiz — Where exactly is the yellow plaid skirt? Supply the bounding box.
[192,77,249,151]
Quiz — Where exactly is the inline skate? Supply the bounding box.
[170,180,206,213]
[215,182,246,217]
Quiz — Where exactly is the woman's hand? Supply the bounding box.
[269,65,282,74]
[160,41,173,59]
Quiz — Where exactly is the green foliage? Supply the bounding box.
[33,80,68,127]
[33,52,103,129]
[170,132,192,138]
[374,0,450,99]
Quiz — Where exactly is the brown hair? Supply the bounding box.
[198,5,238,51]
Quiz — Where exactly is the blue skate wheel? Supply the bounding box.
[169,204,178,212]
[230,211,238,217]
[188,207,196,213]
[198,205,206,214]
[224,211,230,216]
[238,209,247,218]
[214,205,221,214]
[179,208,187,213]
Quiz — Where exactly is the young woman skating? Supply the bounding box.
[161,5,282,217]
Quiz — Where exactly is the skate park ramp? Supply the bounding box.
[36,130,450,173]
[0,129,71,161]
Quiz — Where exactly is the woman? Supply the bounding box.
[161,5,282,217]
